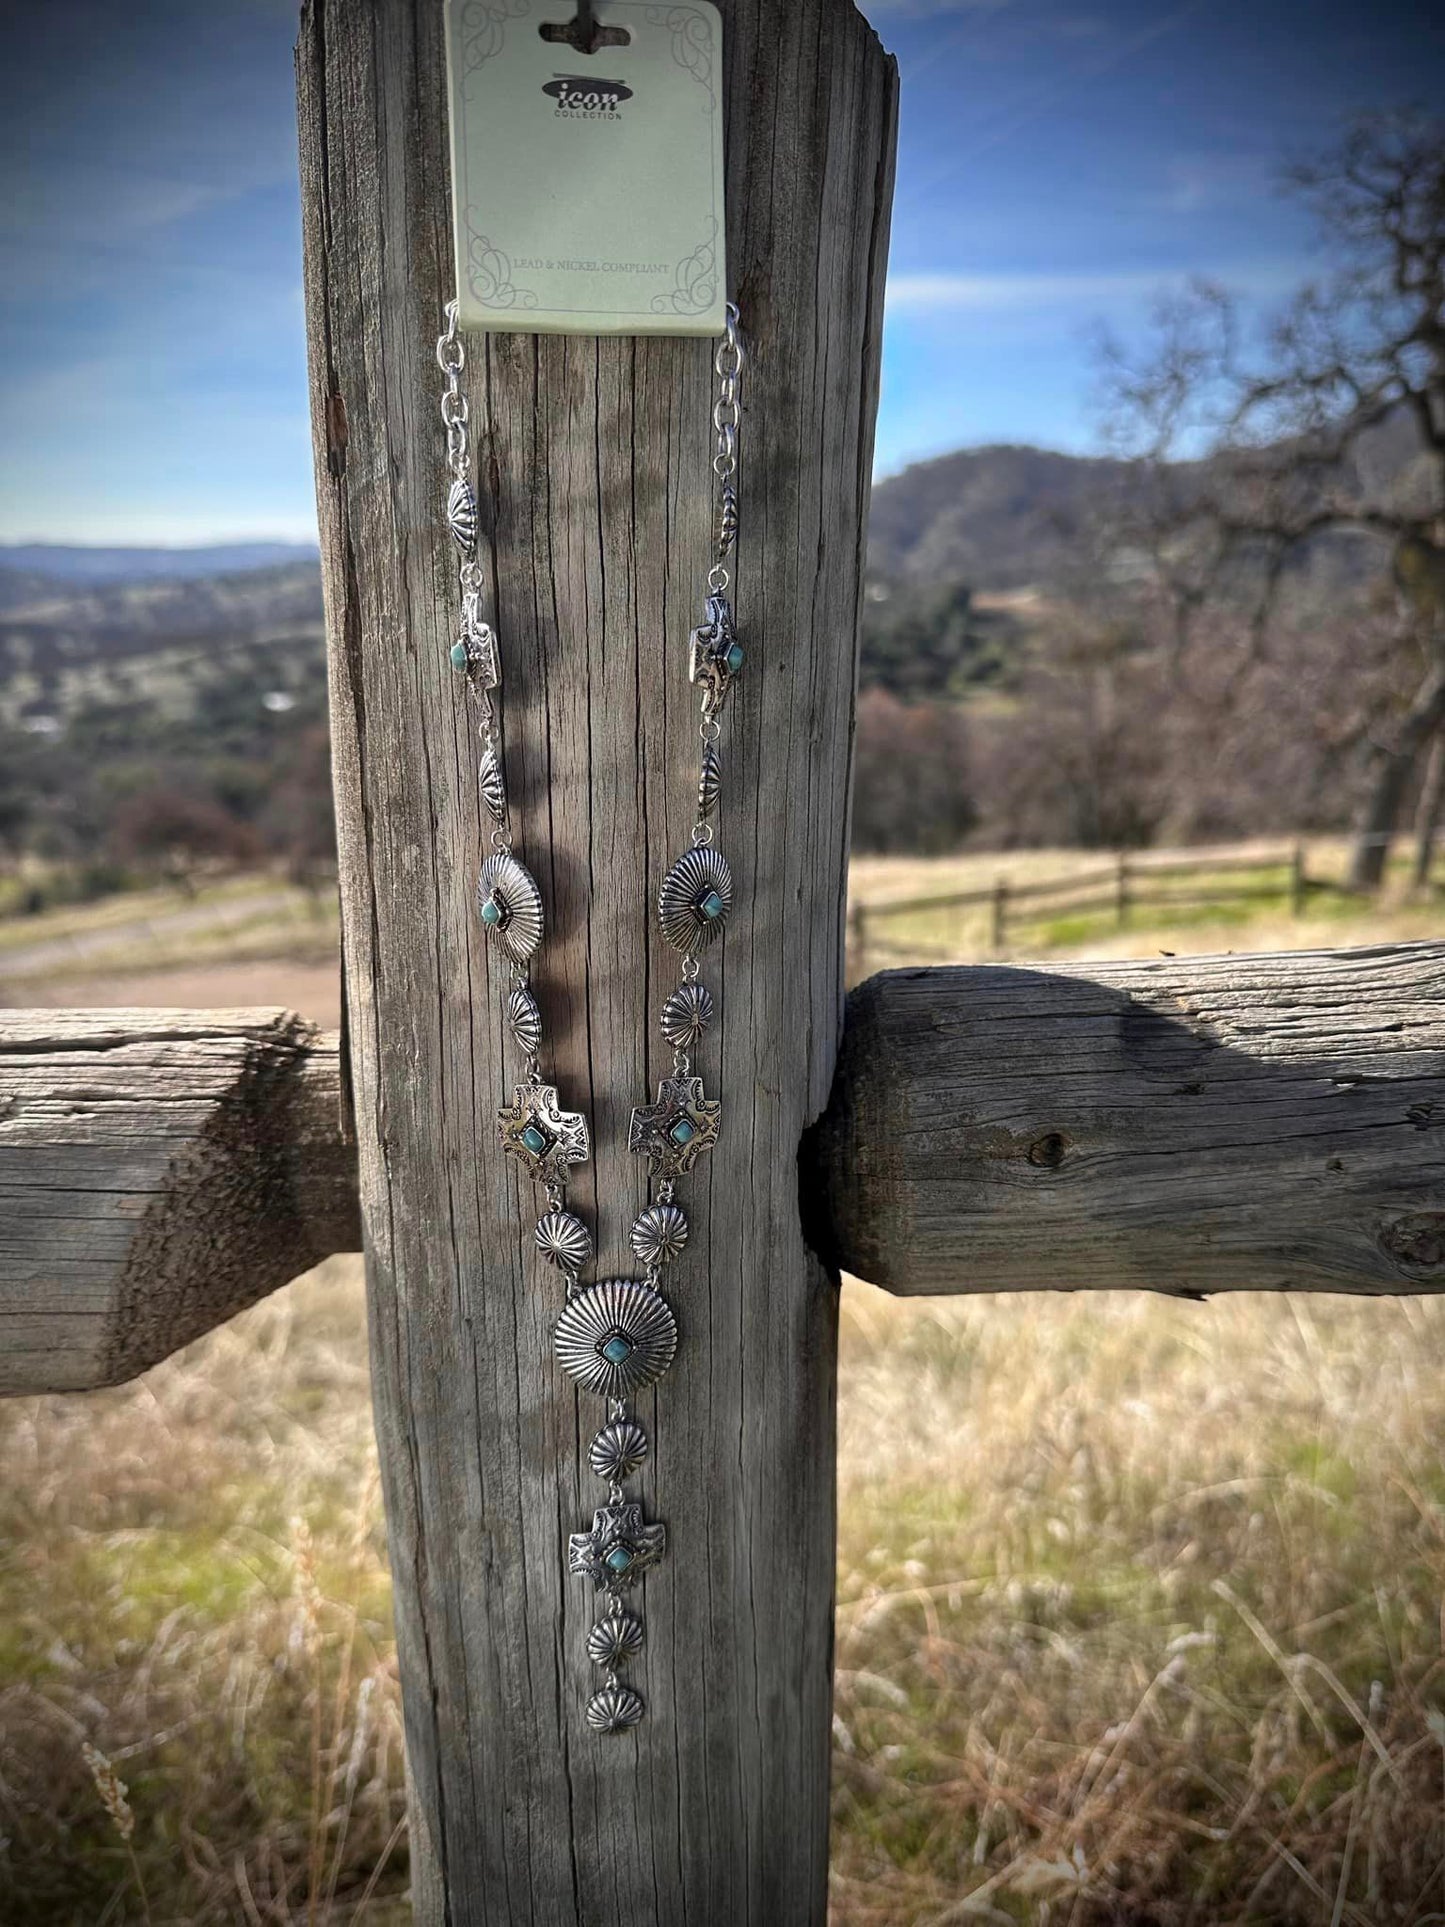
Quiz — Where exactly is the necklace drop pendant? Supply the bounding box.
[554,1279,678,1397]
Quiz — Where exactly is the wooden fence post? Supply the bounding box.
[990,875,1008,953]
[1290,840,1307,917]
[296,0,897,1918]
[1114,850,1129,927]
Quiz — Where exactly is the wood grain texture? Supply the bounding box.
[806,943,1445,1298]
[296,0,898,1918]
[0,1009,357,1395]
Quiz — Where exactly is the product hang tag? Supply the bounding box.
[443,0,726,336]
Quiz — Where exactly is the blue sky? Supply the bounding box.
[0,0,1441,543]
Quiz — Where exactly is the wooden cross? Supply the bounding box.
[2,0,1442,1919]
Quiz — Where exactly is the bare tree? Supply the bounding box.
[1100,113,1445,889]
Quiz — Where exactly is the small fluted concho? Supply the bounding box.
[586,1684,644,1734]
[715,480,738,559]
[536,1210,592,1272]
[479,744,506,824]
[588,1417,650,1482]
[506,984,541,1055]
[658,846,733,952]
[697,742,722,820]
[554,1279,677,1397]
[477,852,544,963]
[630,1203,688,1268]
[660,981,714,1049]
[587,1611,644,1668]
[446,476,478,555]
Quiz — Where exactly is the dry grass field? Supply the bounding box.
[2,853,1443,1922]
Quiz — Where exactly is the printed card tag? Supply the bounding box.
[443,0,726,336]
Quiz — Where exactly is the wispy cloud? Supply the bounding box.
[886,270,1168,313]
[886,261,1304,316]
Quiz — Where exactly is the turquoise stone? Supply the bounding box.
[670,1117,696,1146]
[480,895,502,927]
[601,1334,634,1366]
[520,1124,548,1156]
[699,890,724,921]
[450,639,470,670]
[605,1546,634,1574]
[725,642,744,675]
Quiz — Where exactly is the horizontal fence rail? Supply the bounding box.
[4,941,1443,1393]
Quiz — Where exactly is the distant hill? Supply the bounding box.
[0,541,319,592]
[0,562,325,732]
[867,444,1132,592]
[865,412,1429,597]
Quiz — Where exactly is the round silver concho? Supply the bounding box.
[629,1203,688,1268]
[586,1683,644,1734]
[658,847,733,952]
[535,1210,592,1272]
[554,1279,678,1398]
[660,981,714,1049]
[587,1611,644,1668]
[506,984,542,1055]
[476,853,544,963]
[588,1417,650,1483]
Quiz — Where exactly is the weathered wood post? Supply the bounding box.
[296,0,896,1916]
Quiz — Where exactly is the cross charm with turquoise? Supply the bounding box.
[629,1072,721,1179]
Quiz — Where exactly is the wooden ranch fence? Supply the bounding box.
[1,2,1443,1922]
[849,840,1334,971]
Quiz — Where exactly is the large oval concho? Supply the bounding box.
[658,846,732,952]
[477,852,543,963]
[554,1278,677,1398]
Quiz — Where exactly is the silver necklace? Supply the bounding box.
[436,303,745,1735]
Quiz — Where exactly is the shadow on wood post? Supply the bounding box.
[295,0,898,1918]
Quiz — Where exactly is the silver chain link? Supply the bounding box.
[437,300,470,477]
